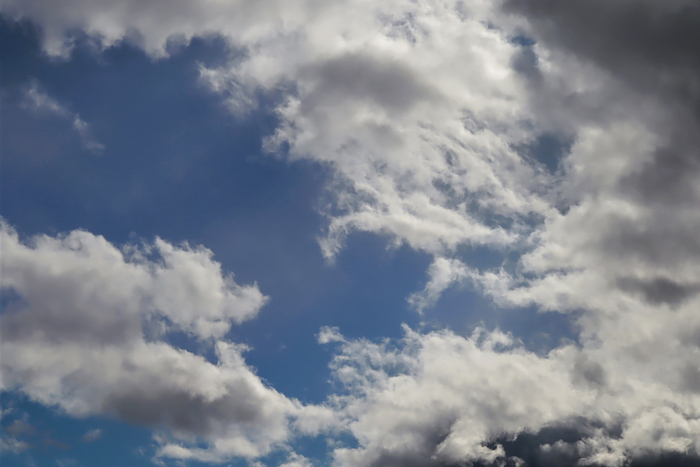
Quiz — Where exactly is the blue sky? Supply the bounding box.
[2,2,700,467]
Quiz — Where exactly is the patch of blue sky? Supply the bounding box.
[1,395,156,467]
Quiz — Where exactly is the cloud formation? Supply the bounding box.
[324,325,700,467]
[2,0,700,465]
[0,224,314,461]
[3,0,551,259]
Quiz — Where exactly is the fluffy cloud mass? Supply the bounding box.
[2,0,700,465]
[0,225,308,460]
[324,320,700,466]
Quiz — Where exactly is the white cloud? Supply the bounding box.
[1,223,267,342]
[324,325,700,467]
[279,452,314,467]
[22,80,105,154]
[318,326,345,344]
[0,223,322,461]
[3,0,552,260]
[407,257,471,313]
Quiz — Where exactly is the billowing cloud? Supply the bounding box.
[2,0,552,259]
[0,223,327,461]
[324,325,700,467]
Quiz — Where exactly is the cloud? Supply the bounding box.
[1,223,267,343]
[407,257,471,313]
[3,0,700,465]
[0,223,325,461]
[0,436,30,455]
[279,452,314,467]
[254,5,550,259]
[2,0,552,261]
[324,326,700,467]
[317,326,345,344]
[5,419,34,438]
[81,429,102,443]
[1,418,33,456]
[22,80,105,154]
[323,327,580,466]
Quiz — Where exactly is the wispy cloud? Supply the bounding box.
[0,437,30,455]
[22,80,105,154]
[81,429,102,443]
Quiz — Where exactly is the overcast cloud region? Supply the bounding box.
[2,0,700,466]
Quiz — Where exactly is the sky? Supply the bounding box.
[1,1,700,466]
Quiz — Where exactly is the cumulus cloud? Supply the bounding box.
[0,223,326,461]
[22,80,105,154]
[3,0,700,465]
[323,326,700,467]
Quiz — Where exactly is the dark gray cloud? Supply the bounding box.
[620,144,700,208]
[475,425,700,467]
[501,0,700,308]
[300,52,442,114]
[617,276,700,306]
[360,417,457,467]
[503,0,700,101]
[351,420,700,467]
[503,0,700,174]
[101,383,267,436]
[571,354,607,388]
[502,0,700,155]
[1,299,143,346]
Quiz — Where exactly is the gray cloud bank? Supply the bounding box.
[2,0,700,465]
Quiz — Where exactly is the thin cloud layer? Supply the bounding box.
[2,0,700,466]
[22,80,105,153]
